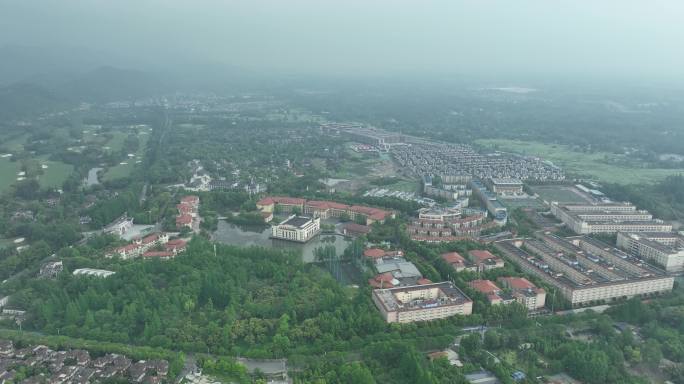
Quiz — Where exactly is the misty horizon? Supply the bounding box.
[2,0,684,85]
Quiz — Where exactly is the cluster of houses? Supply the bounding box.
[106,232,187,260]
[440,250,505,273]
[176,195,200,231]
[469,277,546,311]
[0,340,169,383]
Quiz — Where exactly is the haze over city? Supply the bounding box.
[1,2,684,384]
[2,0,684,82]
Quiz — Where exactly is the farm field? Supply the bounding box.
[475,139,684,185]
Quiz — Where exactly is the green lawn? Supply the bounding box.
[0,158,22,193]
[36,159,74,189]
[102,131,149,181]
[476,139,684,185]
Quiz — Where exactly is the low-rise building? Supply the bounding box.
[468,250,505,272]
[441,252,477,272]
[497,277,546,310]
[271,215,320,242]
[372,282,473,323]
[469,279,513,305]
[108,233,170,259]
[39,261,63,278]
[104,215,133,237]
[73,268,115,278]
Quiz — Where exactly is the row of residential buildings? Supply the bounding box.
[550,202,672,234]
[616,231,684,272]
[392,142,565,182]
[106,232,187,260]
[256,197,394,225]
[0,340,169,384]
[176,195,200,230]
[494,234,674,306]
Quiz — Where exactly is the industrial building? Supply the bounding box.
[494,234,674,306]
[372,282,473,323]
[617,232,684,272]
[271,215,321,242]
[550,202,672,234]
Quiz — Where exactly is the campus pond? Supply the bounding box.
[212,219,352,263]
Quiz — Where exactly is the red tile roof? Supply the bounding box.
[363,248,386,259]
[469,250,497,263]
[417,278,432,285]
[142,233,160,244]
[469,279,501,294]
[498,277,536,290]
[176,215,192,224]
[368,273,395,288]
[441,252,465,264]
[343,222,371,234]
[181,195,199,204]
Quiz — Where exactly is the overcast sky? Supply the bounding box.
[2,0,683,81]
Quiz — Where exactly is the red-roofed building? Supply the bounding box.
[107,232,169,260]
[256,196,393,225]
[142,251,175,260]
[364,248,387,259]
[368,273,397,289]
[417,278,433,285]
[176,204,194,215]
[468,250,505,272]
[498,277,546,310]
[176,214,193,229]
[441,252,477,272]
[342,222,371,237]
[257,196,305,213]
[180,195,200,206]
[469,279,509,305]
[164,239,187,254]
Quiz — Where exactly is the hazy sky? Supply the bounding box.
[2,0,684,80]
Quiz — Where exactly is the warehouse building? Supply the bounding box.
[372,282,473,323]
[494,234,673,306]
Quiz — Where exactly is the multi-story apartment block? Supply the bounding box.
[494,235,674,306]
[372,282,472,323]
[617,232,684,272]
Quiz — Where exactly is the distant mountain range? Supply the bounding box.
[0,45,176,120]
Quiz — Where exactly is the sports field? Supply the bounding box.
[476,139,684,185]
[532,185,593,204]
